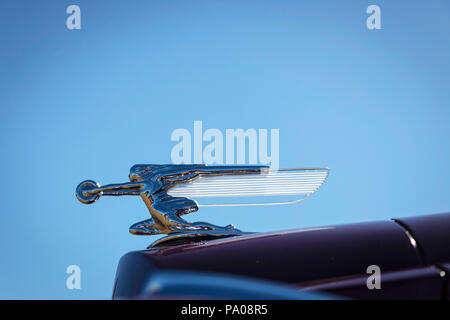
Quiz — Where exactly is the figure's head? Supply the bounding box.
[128,164,170,183]
[128,164,152,182]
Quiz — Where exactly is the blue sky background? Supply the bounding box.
[0,0,449,299]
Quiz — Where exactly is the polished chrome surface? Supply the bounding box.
[76,165,265,246]
[76,164,329,247]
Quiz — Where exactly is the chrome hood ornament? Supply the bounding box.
[76,164,329,247]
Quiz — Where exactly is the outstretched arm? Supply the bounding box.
[85,181,143,196]
[76,180,145,204]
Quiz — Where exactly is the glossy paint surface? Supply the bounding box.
[395,213,450,265]
[113,213,450,299]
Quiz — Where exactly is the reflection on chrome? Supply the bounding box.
[76,164,329,247]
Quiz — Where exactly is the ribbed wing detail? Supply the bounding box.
[167,168,329,206]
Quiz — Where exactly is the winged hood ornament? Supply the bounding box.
[76,164,329,247]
